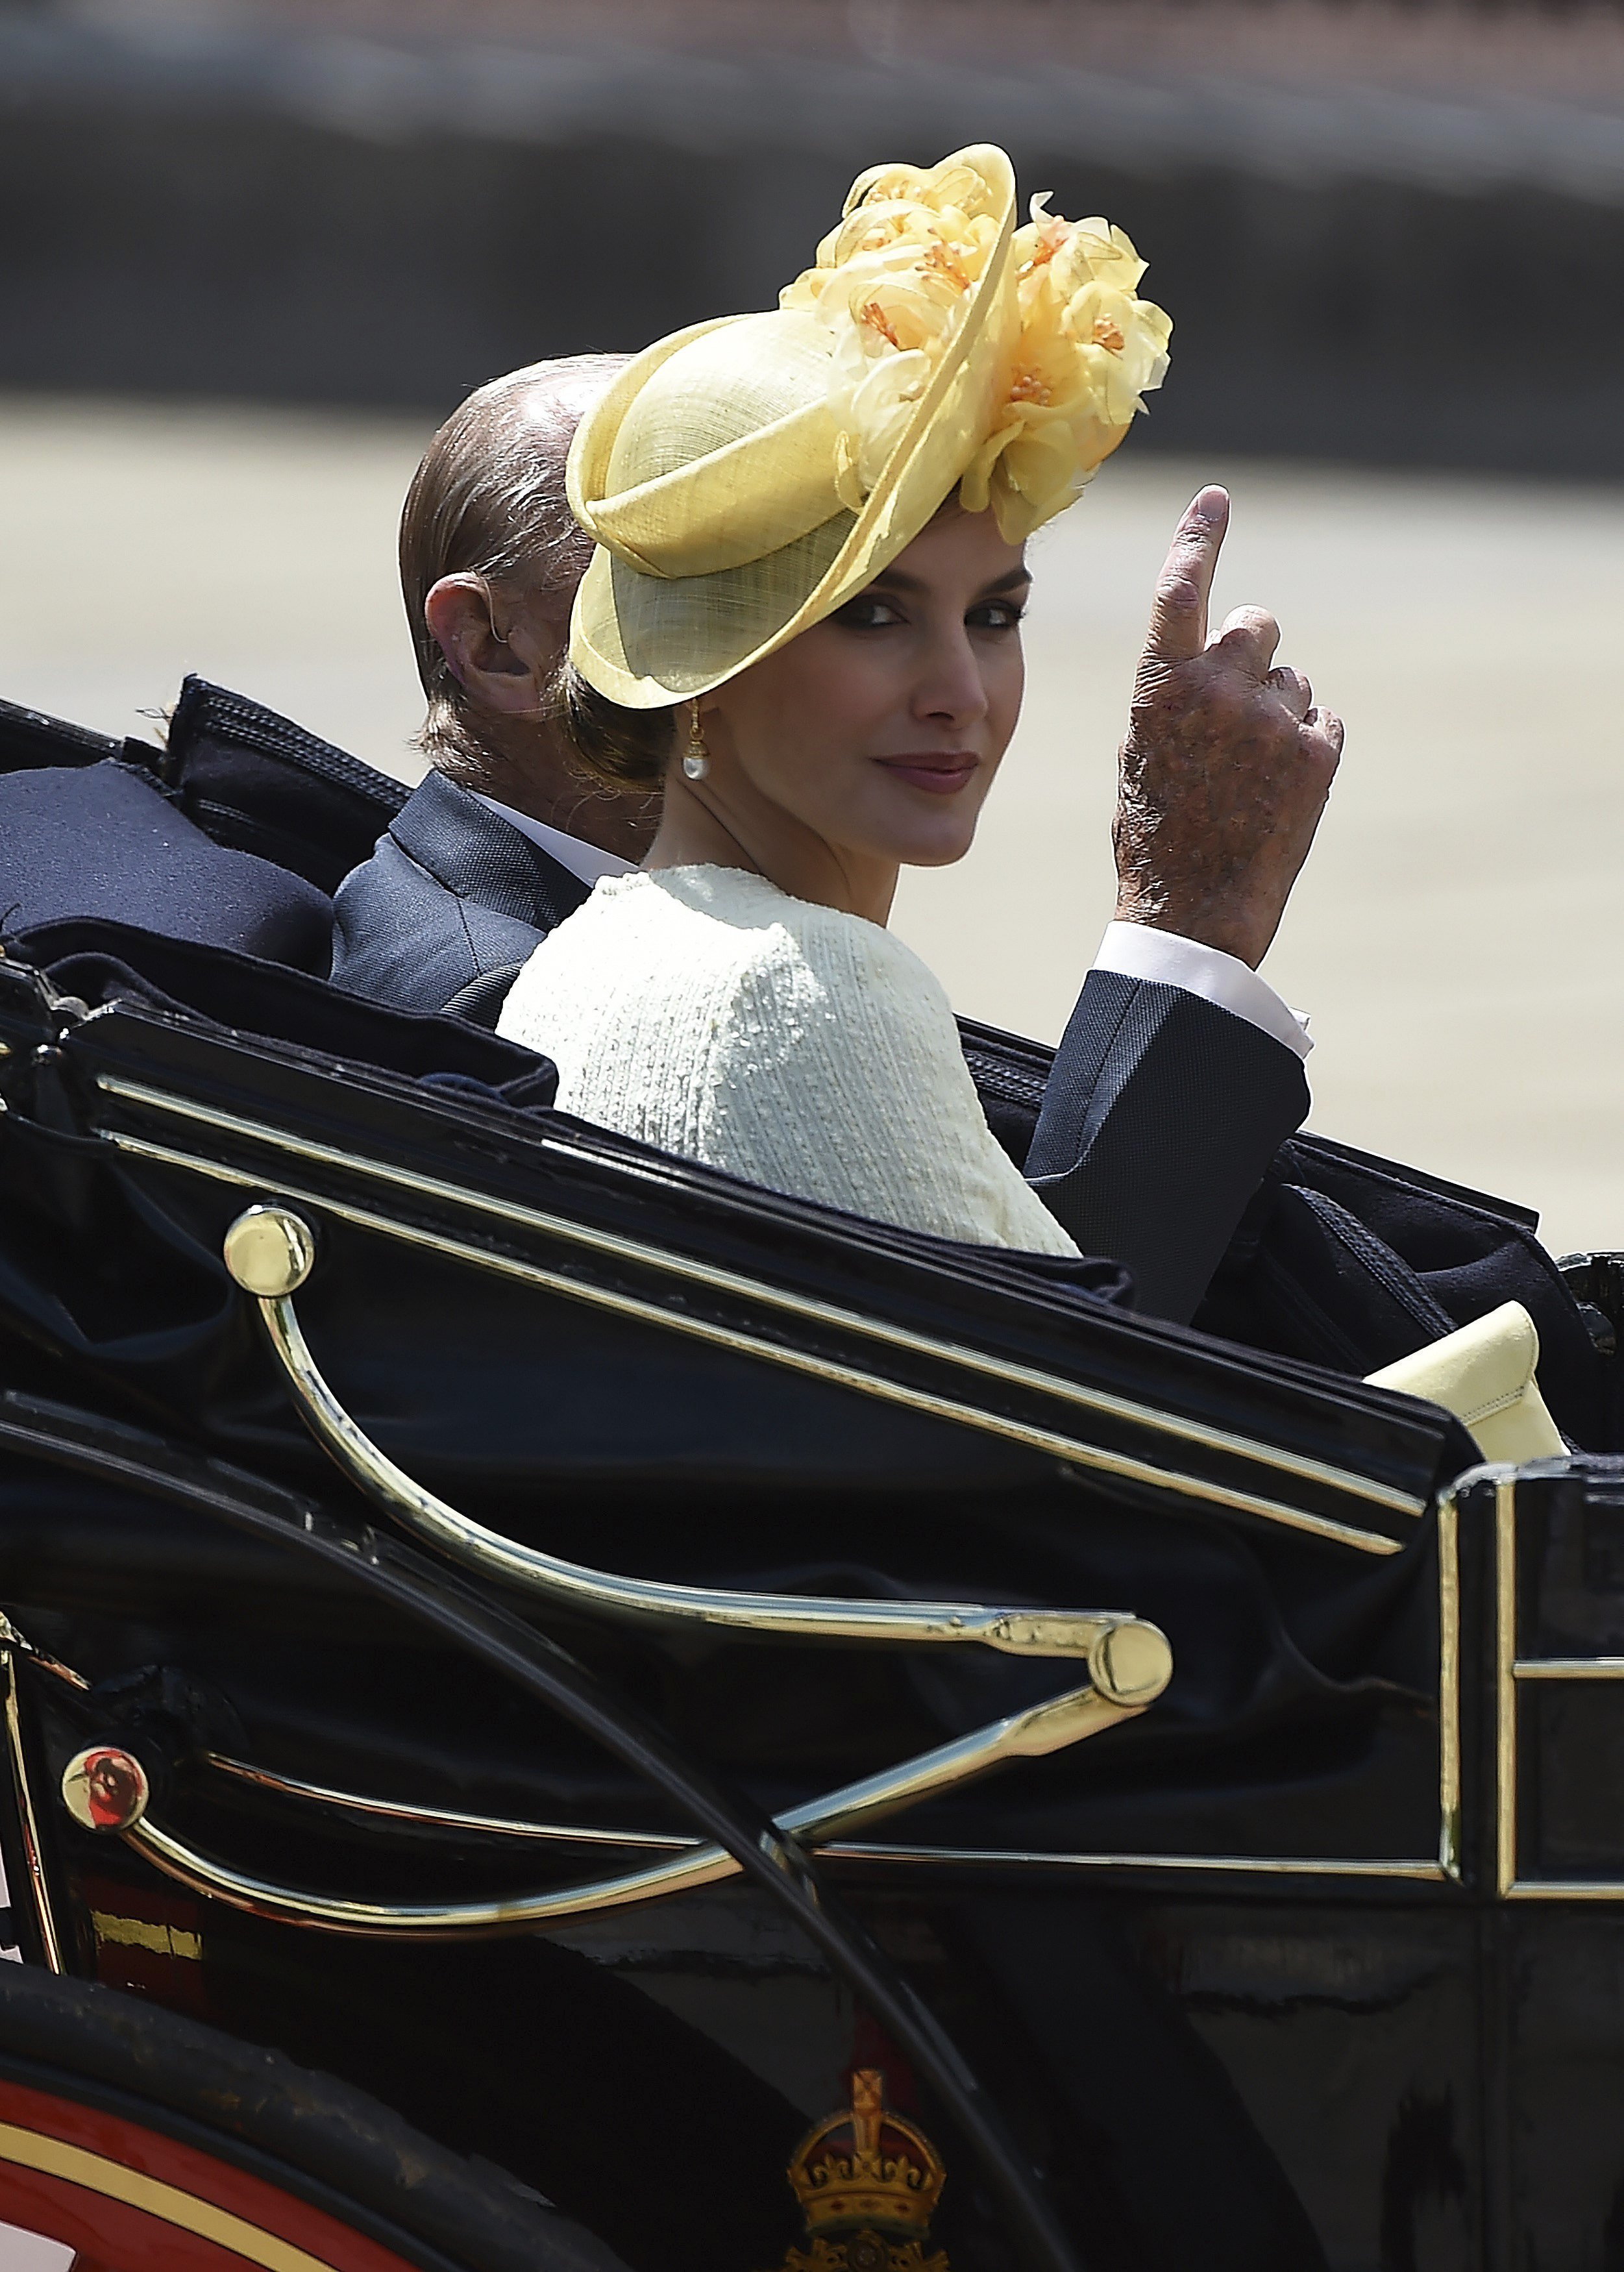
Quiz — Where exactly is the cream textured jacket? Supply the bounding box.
[497,865,1079,1256]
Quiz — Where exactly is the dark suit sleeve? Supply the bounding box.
[1022,967,1309,1325]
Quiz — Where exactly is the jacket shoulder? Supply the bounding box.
[330,780,555,1011]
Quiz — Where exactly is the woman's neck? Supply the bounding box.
[643,774,899,925]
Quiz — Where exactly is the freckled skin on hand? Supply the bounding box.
[1112,488,1344,972]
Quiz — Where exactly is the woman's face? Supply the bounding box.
[699,506,1029,880]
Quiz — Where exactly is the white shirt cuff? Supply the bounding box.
[1092,921,1312,1061]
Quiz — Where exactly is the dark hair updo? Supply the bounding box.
[556,660,674,793]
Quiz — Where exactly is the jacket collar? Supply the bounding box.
[389,771,591,933]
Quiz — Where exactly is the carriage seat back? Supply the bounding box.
[156,676,407,895]
[0,759,332,972]
[0,674,415,974]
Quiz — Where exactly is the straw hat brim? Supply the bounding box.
[569,146,1018,709]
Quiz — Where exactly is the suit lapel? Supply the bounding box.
[389,772,591,934]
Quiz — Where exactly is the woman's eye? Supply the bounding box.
[969,600,1026,632]
[833,595,904,630]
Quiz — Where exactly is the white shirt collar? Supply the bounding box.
[469,791,635,889]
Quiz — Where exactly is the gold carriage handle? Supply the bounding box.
[59,1662,1166,1936]
[223,1204,1175,1677]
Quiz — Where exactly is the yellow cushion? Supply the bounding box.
[1365,1300,1567,1465]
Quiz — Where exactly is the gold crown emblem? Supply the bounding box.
[789,2069,946,2240]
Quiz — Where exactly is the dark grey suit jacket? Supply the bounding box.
[331,772,1308,1323]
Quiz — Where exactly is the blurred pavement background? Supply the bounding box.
[2,0,1621,1256]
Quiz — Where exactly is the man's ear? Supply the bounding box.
[424,575,554,717]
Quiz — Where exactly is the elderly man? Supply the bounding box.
[332,356,652,1020]
[333,357,1336,1324]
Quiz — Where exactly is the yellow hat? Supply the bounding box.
[567,145,1170,708]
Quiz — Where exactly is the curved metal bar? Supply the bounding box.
[0,1390,1087,2272]
[248,1252,1173,1677]
[198,1753,1452,1885]
[127,1680,1146,1935]
[200,1753,698,1851]
[0,1620,89,1696]
[128,1815,737,1934]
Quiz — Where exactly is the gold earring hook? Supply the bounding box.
[682,702,709,781]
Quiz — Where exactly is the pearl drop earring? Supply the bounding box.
[682,703,709,781]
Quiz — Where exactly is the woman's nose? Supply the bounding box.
[911,628,989,728]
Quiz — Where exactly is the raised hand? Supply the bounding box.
[1112,486,1344,970]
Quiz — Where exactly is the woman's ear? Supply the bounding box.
[424,575,558,717]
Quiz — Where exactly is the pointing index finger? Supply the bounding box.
[1142,485,1229,666]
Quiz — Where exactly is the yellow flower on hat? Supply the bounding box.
[782,156,1006,508]
[567,145,1172,708]
[787,175,1170,541]
[963,197,1172,539]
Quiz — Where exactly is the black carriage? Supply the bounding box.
[0,682,1621,2271]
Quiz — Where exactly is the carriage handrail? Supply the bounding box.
[0,1389,1091,2272]
[201,1751,701,1850]
[106,1674,1155,1935]
[225,1204,1179,1672]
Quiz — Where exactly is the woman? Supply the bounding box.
[498,145,1171,1253]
